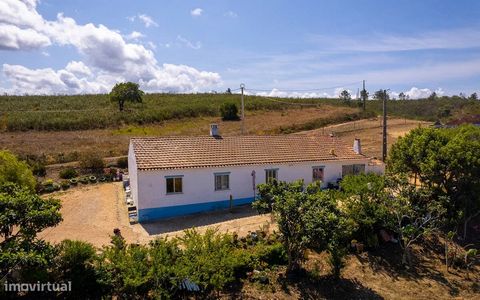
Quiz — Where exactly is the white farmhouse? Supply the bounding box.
[128,124,384,222]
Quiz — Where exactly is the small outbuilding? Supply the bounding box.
[128,124,384,222]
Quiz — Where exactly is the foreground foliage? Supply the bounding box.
[388,125,480,238]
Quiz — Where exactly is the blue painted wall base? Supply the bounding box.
[138,197,255,222]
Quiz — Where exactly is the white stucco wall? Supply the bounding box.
[127,142,139,208]
[134,158,374,210]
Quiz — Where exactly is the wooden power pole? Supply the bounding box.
[382,89,388,162]
[362,80,366,112]
[240,83,245,134]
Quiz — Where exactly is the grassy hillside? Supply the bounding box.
[367,97,480,121]
[0,93,345,131]
[0,93,478,132]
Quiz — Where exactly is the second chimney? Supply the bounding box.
[353,138,362,155]
[210,123,219,136]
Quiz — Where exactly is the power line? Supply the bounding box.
[245,81,363,92]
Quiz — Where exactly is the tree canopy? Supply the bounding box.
[109,82,144,111]
[388,125,480,238]
[0,150,36,191]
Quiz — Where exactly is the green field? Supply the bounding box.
[0,93,478,131]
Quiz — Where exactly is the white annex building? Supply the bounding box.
[128,124,384,222]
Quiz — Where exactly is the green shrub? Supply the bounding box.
[59,167,78,179]
[31,162,47,177]
[60,180,70,190]
[79,152,105,172]
[220,102,240,121]
[116,157,128,169]
[176,228,247,292]
[53,240,101,298]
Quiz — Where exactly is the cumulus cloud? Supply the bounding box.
[399,87,444,99]
[0,24,50,50]
[190,8,203,17]
[65,61,92,77]
[0,0,221,94]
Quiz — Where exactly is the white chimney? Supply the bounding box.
[353,138,362,155]
[210,123,219,136]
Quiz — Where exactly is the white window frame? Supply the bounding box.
[214,172,230,191]
[165,175,183,194]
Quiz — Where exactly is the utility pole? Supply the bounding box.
[382,89,388,162]
[362,80,366,112]
[240,83,245,135]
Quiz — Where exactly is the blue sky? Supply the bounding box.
[1,0,479,98]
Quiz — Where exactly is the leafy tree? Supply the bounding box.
[53,240,101,298]
[398,92,408,100]
[0,184,62,281]
[96,234,152,297]
[339,90,351,102]
[428,92,438,100]
[109,82,144,112]
[374,89,389,100]
[340,174,391,248]
[253,180,303,214]
[225,88,232,94]
[469,92,478,100]
[265,181,351,273]
[0,150,36,191]
[176,228,247,293]
[384,175,446,265]
[388,125,480,239]
[219,102,239,121]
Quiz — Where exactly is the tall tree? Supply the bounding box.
[339,90,351,102]
[374,89,389,100]
[109,82,144,112]
[469,92,478,100]
[428,91,437,100]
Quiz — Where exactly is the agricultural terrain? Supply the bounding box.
[1,93,478,167]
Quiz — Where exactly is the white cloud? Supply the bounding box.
[190,8,203,17]
[0,24,50,50]
[0,1,221,94]
[309,28,480,52]
[394,87,445,99]
[137,14,158,28]
[224,11,237,18]
[65,61,92,77]
[125,31,145,40]
[176,35,202,50]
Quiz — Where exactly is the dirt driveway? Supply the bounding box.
[40,183,272,247]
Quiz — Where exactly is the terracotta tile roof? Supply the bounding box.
[131,135,366,170]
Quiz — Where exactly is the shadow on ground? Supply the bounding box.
[139,205,260,235]
[278,273,384,300]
